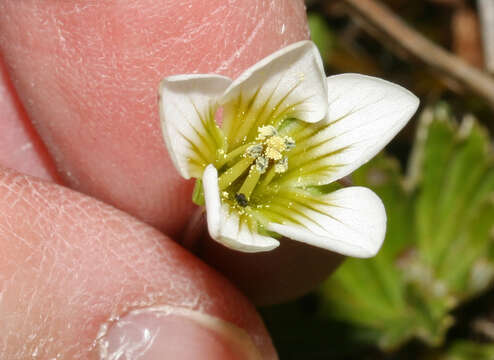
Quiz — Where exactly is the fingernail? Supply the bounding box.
[98,305,262,360]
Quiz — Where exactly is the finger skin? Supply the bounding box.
[0,57,58,181]
[0,167,276,359]
[0,1,343,304]
[0,0,309,236]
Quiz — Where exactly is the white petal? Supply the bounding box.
[278,74,419,187]
[202,165,279,252]
[203,164,222,240]
[267,187,386,258]
[219,41,328,148]
[159,74,232,179]
[323,74,419,182]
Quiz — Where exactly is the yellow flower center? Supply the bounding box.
[265,136,286,161]
[216,125,296,208]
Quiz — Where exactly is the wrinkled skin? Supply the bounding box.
[0,1,342,358]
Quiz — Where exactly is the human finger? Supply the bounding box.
[0,167,276,359]
[0,0,309,236]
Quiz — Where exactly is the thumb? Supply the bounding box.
[0,167,276,359]
[0,0,309,236]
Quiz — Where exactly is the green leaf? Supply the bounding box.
[319,105,494,350]
[441,341,494,360]
[307,13,334,64]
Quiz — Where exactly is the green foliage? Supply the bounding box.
[440,341,494,360]
[307,12,334,63]
[320,105,494,350]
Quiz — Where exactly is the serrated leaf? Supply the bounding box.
[319,105,494,350]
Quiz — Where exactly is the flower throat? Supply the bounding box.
[216,125,295,207]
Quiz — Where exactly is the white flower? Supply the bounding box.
[159,41,419,257]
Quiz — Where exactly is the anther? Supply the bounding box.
[257,125,277,140]
[255,156,268,174]
[274,156,288,173]
[284,136,295,150]
[245,144,263,158]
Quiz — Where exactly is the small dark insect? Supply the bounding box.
[235,193,248,207]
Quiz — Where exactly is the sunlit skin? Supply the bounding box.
[0,1,349,358]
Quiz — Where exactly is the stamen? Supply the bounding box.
[245,144,263,158]
[255,156,268,174]
[237,167,262,202]
[218,156,255,190]
[284,136,295,150]
[274,156,288,173]
[219,125,297,203]
[216,143,251,168]
[257,125,277,140]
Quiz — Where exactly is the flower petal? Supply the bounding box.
[220,41,328,149]
[159,74,232,179]
[266,187,386,258]
[203,165,280,252]
[278,74,419,187]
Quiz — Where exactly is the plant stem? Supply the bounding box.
[338,0,494,109]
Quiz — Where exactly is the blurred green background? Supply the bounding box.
[260,1,494,359]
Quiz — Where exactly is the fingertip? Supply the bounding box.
[99,307,265,360]
[0,168,276,359]
[0,0,309,234]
